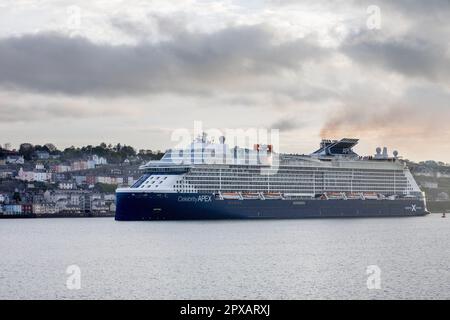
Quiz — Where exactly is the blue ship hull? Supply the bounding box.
[115,192,428,220]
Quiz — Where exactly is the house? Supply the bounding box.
[55,198,69,212]
[59,182,76,190]
[91,155,107,165]
[17,168,34,181]
[32,193,46,204]
[33,203,57,215]
[0,193,9,204]
[6,155,24,164]
[73,175,87,185]
[52,164,71,173]
[0,169,15,179]
[86,175,96,185]
[35,151,50,160]
[84,155,107,169]
[71,161,89,171]
[104,194,115,201]
[17,168,52,182]
[437,172,450,178]
[95,176,123,185]
[52,172,70,183]
[2,204,22,215]
[34,171,52,182]
[21,204,33,214]
[437,192,449,201]
[124,176,135,186]
[421,181,438,189]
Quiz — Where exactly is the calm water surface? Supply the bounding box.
[0,215,449,299]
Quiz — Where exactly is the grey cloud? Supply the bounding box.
[0,25,329,96]
[270,118,302,132]
[111,12,189,40]
[378,0,450,17]
[0,93,128,123]
[342,33,450,83]
[337,0,450,83]
[0,103,87,122]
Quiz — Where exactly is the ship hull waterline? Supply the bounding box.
[115,192,428,221]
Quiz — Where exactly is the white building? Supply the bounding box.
[421,181,438,189]
[437,172,450,178]
[54,165,71,173]
[17,168,34,181]
[0,170,14,179]
[33,203,57,215]
[91,155,107,165]
[59,182,75,190]
[414,171,435,177]
[17,168,52,182]
[6,155,24,164]
[35,151,50,160]
[85,155,107,169]
[0,194,8,204]
[2,204,22,215]
[104,194,115,201]
[70,194,82,206]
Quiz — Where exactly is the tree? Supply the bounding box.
[12,192,22,203]
[19,143,34,160]
[120,145,136,157]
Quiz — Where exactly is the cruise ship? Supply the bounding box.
[115,136,429,220]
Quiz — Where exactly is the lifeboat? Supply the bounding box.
[325,192,346,200]
[346,192,363,200]
[362,192,379,200]
[263,192,284,200]
[242,193,261,200]
[221,192,242,200]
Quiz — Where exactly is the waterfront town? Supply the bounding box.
[1,142,450,217]
[0,142,163,217]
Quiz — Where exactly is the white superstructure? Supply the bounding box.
[118,137,423,200]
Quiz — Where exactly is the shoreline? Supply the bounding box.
[1,212,446,219]
[0,213,114,219]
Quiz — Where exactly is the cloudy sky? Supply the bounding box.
[0,0,449,161]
